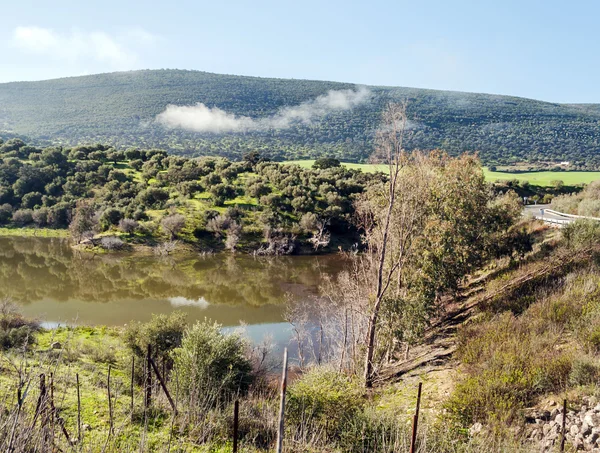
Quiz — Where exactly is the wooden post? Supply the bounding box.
[276,348,288,453]
[560,398,567,452]
[76,373,81,443]
[107,365,114,436]
[233,400,239,453]
[31,374,46,429]
[49,372,55,450]
[149,356,177,413]
[131,356,135,421]
[409,382,422,453]
[146,345,152,408]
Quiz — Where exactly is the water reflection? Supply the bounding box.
[0,237,345,330]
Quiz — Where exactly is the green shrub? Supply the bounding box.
[173,319,253,408]
[0,300,39,350]
[563,219,600,248]
[448,312,572,426]
[569,358,600,386]
[124,311,186,361]
[287,366,363,441]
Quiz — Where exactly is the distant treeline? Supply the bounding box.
[1,70,600,167]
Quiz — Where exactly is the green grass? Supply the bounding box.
[285,160,600,186]
[0,227,69,238]
[482,168,600,186]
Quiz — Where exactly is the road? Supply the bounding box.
[524,204,573,226]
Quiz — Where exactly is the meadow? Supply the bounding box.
[285,160,600,186]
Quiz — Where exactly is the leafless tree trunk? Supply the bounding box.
[363,103,408,388]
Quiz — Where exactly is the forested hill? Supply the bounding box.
[1,69,600,168]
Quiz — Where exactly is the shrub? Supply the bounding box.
[124,311,186,362]
[32,208,49,227]
[118,218,139,234]
[0,203,12,224]
[173,319,253,408]
[100,236,124,250]
[569,358,600,386]
[562,219,600,248]
[12,209,33,226]
[447,312,572,426]
[0,300,39,350]
[287,367,364,439]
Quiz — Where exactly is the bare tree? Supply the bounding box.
[161,214,186,240]
[362,103,412,388]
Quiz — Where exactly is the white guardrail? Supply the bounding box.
[533,216,571,225]
[544,209,600,222]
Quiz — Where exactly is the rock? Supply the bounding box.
[82,424,91,431]
[469,422,483,436]
[571,425,581,436]
[581,422,592,436]
[543,424,553,435]
[551,408,560,418]
[549,399,558,407]
[584,413,600,428]
[50,341,61,350]
[556,414,564,425]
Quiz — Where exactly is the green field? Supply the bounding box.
[285,160,600,186]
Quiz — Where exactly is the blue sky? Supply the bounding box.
[1,0,599,103]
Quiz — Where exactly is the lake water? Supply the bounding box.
[0,237,346,348]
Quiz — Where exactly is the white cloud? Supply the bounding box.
[12,26,158,69]
[168,297,210,309]
[156,87,371,133]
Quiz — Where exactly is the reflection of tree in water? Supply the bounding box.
[0,237,345,306]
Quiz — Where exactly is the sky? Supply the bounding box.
[1,0,599,103]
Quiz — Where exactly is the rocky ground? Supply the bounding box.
[526,396,600,452]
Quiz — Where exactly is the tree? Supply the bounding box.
[161,213,186,239]
[359,103,418,387]
[340,104,522,387]
[313,157,341,169]
[69,201,97,243]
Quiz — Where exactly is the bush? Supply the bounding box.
[287,367,364,438]
[569,358,600,386]
[562,219,600,248]
[124,311,186,362]
[447,312,572,426]
[173,319,253,408]
[100,236,124,250]
[0,300,39,350]
[12,209,33,226]
[0,204,12,224]
[118,218,139,234]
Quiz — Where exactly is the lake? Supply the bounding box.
[0,236,346,348]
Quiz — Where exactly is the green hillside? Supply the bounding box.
[1,69,600,167]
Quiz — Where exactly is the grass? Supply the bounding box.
[482,168,600,186]
[0,227,69,238]
[284,160,600,186]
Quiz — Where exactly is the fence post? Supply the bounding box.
[148,355,177,413]
[276,348,288,453]
[233,400,239,453]
[131,356,135,422]
[146,345,152,408]
[560,398,567,452]
[76,373,81,443]
[409,382,422,453]
[107,365,114,436]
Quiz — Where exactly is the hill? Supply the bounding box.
[2,69,600,167]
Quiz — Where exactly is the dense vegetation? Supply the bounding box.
[2,69,600,167]
[0,138,382,252]
[552,179,600,217]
